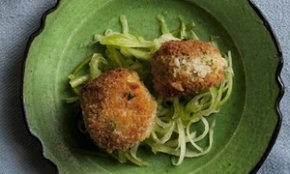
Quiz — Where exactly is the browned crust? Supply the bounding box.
[81,68,157,153]
[154,40,221,57]
[151,40,226,96]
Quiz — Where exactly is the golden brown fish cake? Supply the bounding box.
[151,40,228,96]
[81,68,157,153]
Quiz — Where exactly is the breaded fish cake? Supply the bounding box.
[81,68,157,153]
[151,40,228,96]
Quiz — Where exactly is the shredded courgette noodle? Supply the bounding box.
[66,15,234,166]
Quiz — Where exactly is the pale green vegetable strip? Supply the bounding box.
[190,30,200,40]
[120,15,129,34]
[128,144,148,166]
[152,121,175,144]
[104,29,114,36]
[171,22,195,36]
[186,132,204,152]
[211,41,218,48]
[115,151,126,163]
[98,33,154,48]
[191,117,210,142]
[64,96,80,103]
[157,15,170,34]
[89,53,106,79]
[153,33,180,50]
[124,153,146,166]
[69,75,90,88]
[155,116,172,128]
[72,88,81,96]
[186,120,204,152]
[219,52,233,106]
[106,46,126,67]
[172,97,181,120]
[71,57,91,76]
[171,118,186,166]
[179,15,187,39]
[121,47,152,60]
[226,51,234,74]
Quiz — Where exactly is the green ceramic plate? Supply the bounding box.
[23,0,282,173]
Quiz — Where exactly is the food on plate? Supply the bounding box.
[81,68,157,153]
[151,40,228,96]
[67,15,234,166]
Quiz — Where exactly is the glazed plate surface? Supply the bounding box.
[23,0,282,173]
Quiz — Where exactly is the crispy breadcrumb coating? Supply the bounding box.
[151,40,227,96]
[81,68,157,153]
